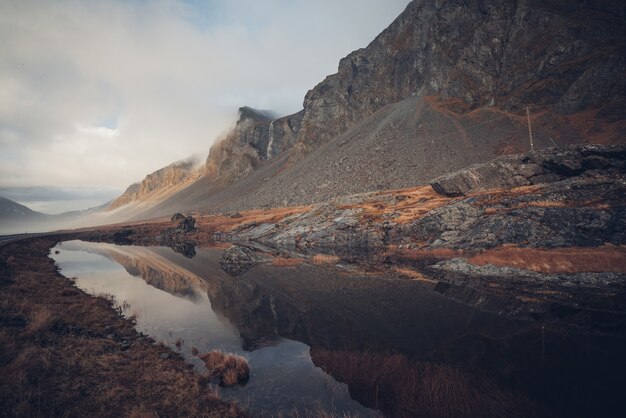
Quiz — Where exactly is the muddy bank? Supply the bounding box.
[0,237,245,418]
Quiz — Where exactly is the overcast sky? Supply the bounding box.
[0,0,410,213]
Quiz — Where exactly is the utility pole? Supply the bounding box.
[525,106,534,152]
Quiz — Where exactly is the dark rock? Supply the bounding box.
[230,212,243,218]
[176,216,196,233]
[171,213,186,221]
[219,246,262,276]
[430,145,626,197]
[112,229,133,245]
[169,241,196,258]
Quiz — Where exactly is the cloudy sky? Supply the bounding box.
[0,0,410,213]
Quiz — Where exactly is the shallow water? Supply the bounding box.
[51,240,626,417]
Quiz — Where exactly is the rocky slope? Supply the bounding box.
[111,0,626,220]
[109,156,203,210]
[214,144,626,315]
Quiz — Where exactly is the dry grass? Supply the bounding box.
[271,256,304,267]
[311,349,542,418]
[393,267,437,283]
[311,254,341,265]
[0,237,246,418]
[338,185,452,225]
[25,306,56,335]
[469,244,626,274]
[199,351,250,387]
[200,206,311,233]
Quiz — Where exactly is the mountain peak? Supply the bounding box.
[237,107,277,125]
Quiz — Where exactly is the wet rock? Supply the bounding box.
[219,246,263,276]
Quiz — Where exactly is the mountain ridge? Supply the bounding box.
[109,0,626,220]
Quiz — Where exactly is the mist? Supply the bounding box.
[0,0,411,196]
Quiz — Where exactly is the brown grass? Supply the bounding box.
[199,351,250,387]
[25,306,56,335]
[311,349,542,418]
[271,256,304,267]
[0,237,246,418]
[338,185,452,225]
[469,244,626,274]
[393,267,437,283]
[311,254,340,265]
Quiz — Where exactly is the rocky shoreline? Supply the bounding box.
[68,145,626,331]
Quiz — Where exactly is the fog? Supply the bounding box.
[0,0,410,203]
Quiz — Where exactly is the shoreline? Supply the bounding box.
[0,237,246,418]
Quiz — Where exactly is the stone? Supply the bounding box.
[171,213,185,221]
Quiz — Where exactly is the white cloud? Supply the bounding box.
[0,0,410,191]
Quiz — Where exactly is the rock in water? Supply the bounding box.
[219,246,261,276]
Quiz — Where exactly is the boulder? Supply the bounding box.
[171,213,186,221]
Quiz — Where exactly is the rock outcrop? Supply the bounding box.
[224,145,626,254]
[109,157,203,210]
[430,144,626,196]
[204,107,304,186]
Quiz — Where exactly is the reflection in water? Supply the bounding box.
[51,240,626,418]
[51,241,375,417]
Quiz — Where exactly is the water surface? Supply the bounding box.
[51,240,626,417]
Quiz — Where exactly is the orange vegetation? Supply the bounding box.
[393,267,437,283]
[339,185,452,225]
[198,205,311,233]
[311,254,340,265]
[199,351,250,387]
[469,245,626,274]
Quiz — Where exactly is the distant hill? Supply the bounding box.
[0,196,47,221]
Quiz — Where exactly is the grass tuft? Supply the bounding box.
[199,351,250,387]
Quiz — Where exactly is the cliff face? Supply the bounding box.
[109,158,203,210]
[295,0,626,150]
[111,0,626,218]
[203,0,625,177]
[204,107,304,185]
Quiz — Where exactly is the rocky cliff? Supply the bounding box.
[294,0,626,151]
[109,157,203,210]
[112,0,626,219]
[203,107,304,187]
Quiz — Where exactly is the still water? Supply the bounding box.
[50,240,625,417]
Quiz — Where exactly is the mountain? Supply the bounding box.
[107,157,203,214]
[110,0,626,219]
[0,197,47,221]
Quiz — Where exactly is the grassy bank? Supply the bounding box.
[0,237,245,418]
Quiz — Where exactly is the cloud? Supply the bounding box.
[0,0,410,192]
